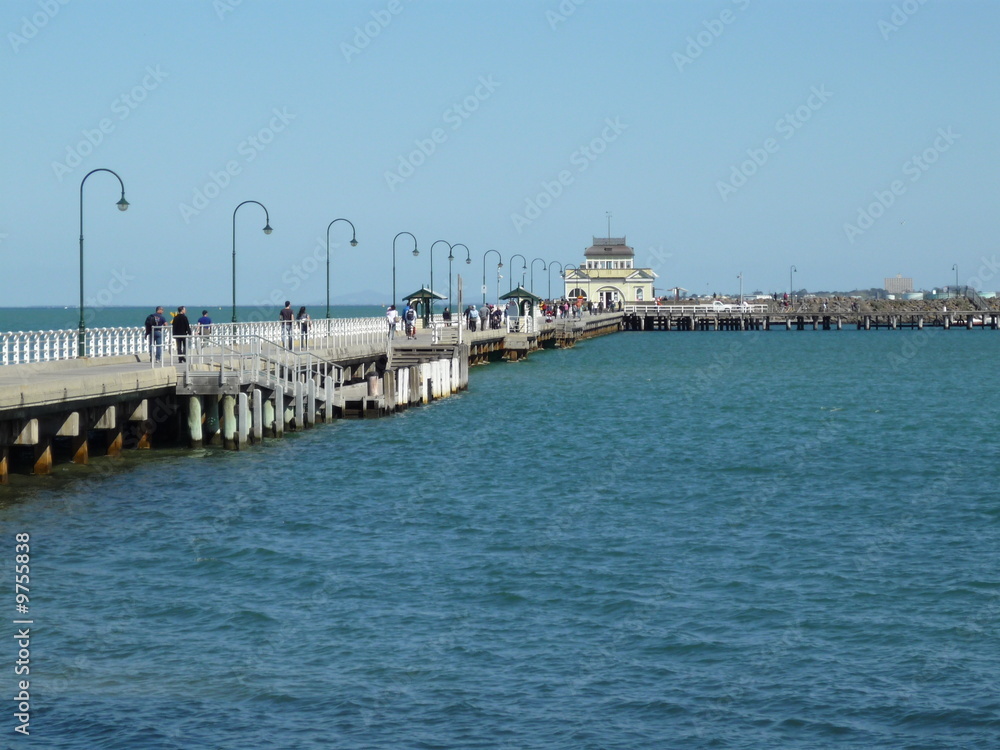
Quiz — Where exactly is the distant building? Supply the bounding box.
[564,236,657,305]
[885,275,914,294]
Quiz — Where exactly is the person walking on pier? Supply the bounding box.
[145,305,167,363]
[196,310,212,352]
[279,301,294,348]
[467,304,479,332]
[172,306,192,363]
[386,305,398,339]
[297,306,310,348]
[403,302,417,340]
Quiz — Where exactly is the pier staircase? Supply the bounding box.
[963,286,988,311]
[175,334,342,418]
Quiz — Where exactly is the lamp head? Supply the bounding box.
[412,248,419,257]
[498,262,503,269]
[466,258,471,265]
[116,196,130,212]
[263,224,273,235]
[448,253,454,260]
[350,238,358,247]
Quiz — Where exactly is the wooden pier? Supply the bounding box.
[622,305,1000,333]
[0,313,623,482]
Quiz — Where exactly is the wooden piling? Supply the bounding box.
[265,397,278,437]
[237,393,249,447]
[188,395,204,448]
[221,395,237,450]
[252,389,263,442]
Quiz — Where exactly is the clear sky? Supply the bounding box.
[2,0,999,308]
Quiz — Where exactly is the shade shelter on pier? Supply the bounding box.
[499,285,544,317]
[402,287,446,324]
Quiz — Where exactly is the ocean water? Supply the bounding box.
[2,329,1000,748]
[0,305,387,333]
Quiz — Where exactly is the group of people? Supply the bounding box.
[144,306,213,363]
[145,301,315,362]
[463,303,510,332]
[382,297,604,338]
[279,301,311,348]
[386,303,419,339]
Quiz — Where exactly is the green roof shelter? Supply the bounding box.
[402,287,446,324]
[499,285,544,317]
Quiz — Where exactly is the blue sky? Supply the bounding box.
[2,0,999,308]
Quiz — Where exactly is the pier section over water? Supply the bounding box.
[0,313,624,482]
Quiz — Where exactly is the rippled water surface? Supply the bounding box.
[3,330,1000,748]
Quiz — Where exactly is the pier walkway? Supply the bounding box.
[0,312,623,481]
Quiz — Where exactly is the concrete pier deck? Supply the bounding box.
[0,313,624,481]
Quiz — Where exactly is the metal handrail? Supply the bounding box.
[0,316,389,367]
[181,331,343,402]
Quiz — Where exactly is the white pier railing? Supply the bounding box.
[0,317,390,367]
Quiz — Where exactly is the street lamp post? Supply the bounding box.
[482,249,503,304]
[508,254,527,292]
[449,243,471,311]
[548,261,563,300]
[789,264,797,301]
[79,168,129,356]
[429,240,453,321]
[952,263,959,296]
[232,200,273,323]
[530,258,547,296]
[392,231,419,308]
[325,218,358,319]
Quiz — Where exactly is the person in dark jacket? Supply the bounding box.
[172,305,192,363]
[145,306,167,362]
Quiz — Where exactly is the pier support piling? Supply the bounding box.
[188,396,204,448]
[252,389,263,442]
[265,397,279,437]
[70,433,88,465]
[237,393,249,448]
[32,441,52,475]
[57,412,88,464]
[221,395,237,450]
